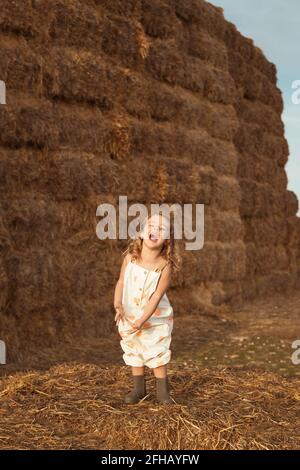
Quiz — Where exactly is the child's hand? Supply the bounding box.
[114,304,125,326]
[130,319,144,332]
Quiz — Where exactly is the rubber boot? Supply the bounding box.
[156,376,173,404]
[124,374,147,404]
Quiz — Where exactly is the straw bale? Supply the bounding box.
[0,0,299,358]
[274,245,290,271]
[212,176,241,212]
[285,191,299,217]
[224,22,277,83]
[204,210,244,243]
[101,17,143,68]
[286,216,300,247]
[141,0,183,40]
[236,99,284,136]
[239,181,288,218]
[0,0,35,37]
[178,241,245,284]
[145,39,201,90]
[43,47,134,107]
[1,196,61,249]
[219,280,243,307]
[46,0,105,50]
[0,95,59,149]
[287,246,299,274]
[244,70,282,112]
[95,0,142,19]
[203,66,236,105]
[234,124,289,166]
[148,86,238,141]
[238,153,288,190]
[173,0,226,39]
[131,121,239,178]
[0,35,42,96]
[243,216,288,246]
[145,39,236,103]
[215,241,246,281]
[180,243,218,283]
[184,26,229,70]
[258,76,284,113]
[240,277,257,301]
[256,271,298,297]
[0,93,126,154]
[256,245,279,275]
[168,285,211,314]
[252,47,277,83]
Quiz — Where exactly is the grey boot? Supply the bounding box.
[125,375,147,404]
[156,376,173,404]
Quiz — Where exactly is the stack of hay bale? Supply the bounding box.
[0,0,299,360]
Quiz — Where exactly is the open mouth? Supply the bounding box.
[149,232,159,243]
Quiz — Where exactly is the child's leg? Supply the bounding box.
[152,364,172,403]
[132,366,145,376]
[152,364,167,378]
[125,366,147,404]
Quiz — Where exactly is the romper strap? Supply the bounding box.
[157,261,169,273]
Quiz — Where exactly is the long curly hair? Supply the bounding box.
[122,214,181,272]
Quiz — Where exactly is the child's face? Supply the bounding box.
[141,214,170,250]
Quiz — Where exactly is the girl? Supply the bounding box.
[114,212,180,404]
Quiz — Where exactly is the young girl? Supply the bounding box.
[114,212,180,405]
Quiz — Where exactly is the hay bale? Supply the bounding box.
[174,0,226,39]
[285,191,299,217]
[0,37,42,96]
[95,0,142,19]
[215,241,246,281]
[0,94,60,149]
[204,208,244,243]
[184,26,229,70]
[145,38,236,102]
[145,39,199,90]
[236,99,284,136]
[141,0,183,40]
[286,216,300,247]
[275,244,290,270]
[131,121,239,176]
[238,152,288,189]
[203,66,237,105]
[148,85,239,141]
[0,0,299,358]
[252,47,277,83]
[234,124,289,167]
[43,47,132,107]
[221,280,244,308]
[212,176,241,212]
[224,22,277,83]
[46,0,105,50]
[101,17,143,68]
[0,0,35,37]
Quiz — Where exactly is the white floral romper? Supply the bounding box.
[118,258,174,369]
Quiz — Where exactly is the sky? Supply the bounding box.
[209,0,300,215]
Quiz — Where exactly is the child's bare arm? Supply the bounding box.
[139,264,172,325]
[114,253,130,325]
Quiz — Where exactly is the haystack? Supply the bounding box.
[0,0,299,360]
